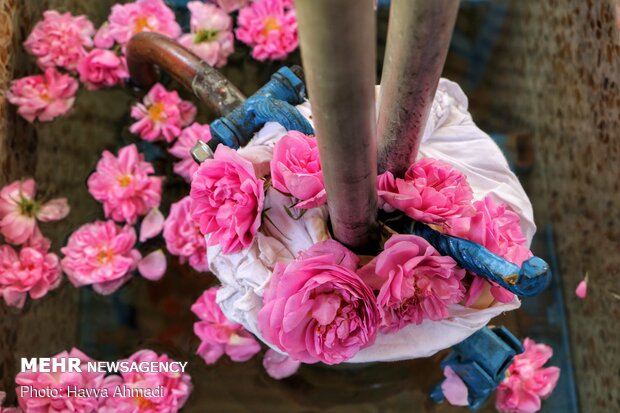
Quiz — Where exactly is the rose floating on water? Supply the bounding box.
[0,178,70,245]
[190,145,264,253]
[77,49,129,91]
[495,338,560,413]
[179,2,234,68]
[191,287,261,364]
[164,196,209,272]
[168,123,212,183]
[358,234,466,333]
[258,240,380,365]
[129,84,196,143]
[87,144,163,225]
[236,0,298,61]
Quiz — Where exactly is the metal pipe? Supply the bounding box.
[126,32,245,116]
[377,0,459,176]
[294,0,379,251]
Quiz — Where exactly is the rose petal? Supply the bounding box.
[441,366,469,406]
[140,208,165,242]
[263,349,301,380]
[575,274,588,299]
[138,249,167,281]
[37,198,70,221]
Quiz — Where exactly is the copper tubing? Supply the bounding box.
[126,32,245,116]
[294,0,379,251]
[377,0,459,176]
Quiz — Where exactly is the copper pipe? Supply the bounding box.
[294,0,379,251]
[377,0,459,176]
[126,32,245,116]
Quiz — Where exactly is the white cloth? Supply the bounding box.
[211,79,530,363]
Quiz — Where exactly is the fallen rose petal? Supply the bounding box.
[138,249,167,281]
[441,366,469,406]
[575,278,587,299]
[263,349,301,380]
[140,208,165,242]
[37,198,70,221]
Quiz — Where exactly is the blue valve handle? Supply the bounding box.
[411,222,551,297]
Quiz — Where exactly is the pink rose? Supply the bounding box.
[24,10,95,71]
[358,234,465,332]
[447,196,533,305]
[7,68,78,123]
[98,350,192,413]
[0,243,62,309]
[496,338,560,413]
[87,144,163,224]
[16,348,105,413]
[100,0,181,46]
[0,178,70,245]
[270,131,326,209]
[258,240,379,364]
[236,0,298,61]
[377,158,474,224]
[192,287,261,363]
[168,123,211,183]
[178,2,234,68]
[77,49,128,91]
[190,145,264,253]
[61,220,141,295]
[164,196,208,272]
[129,83,196,142]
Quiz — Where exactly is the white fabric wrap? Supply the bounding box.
[210,79,532,363]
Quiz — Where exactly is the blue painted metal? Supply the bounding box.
[430,326,524,411]
[411,222,552,297]
[206,66,313,153]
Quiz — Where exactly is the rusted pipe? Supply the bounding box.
[126,32,245,116]
[294,0,379,251]
[377,0,459,176]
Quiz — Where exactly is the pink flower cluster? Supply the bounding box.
[190,145,264,253]
[236,0,298,61]
[179,2,234,68]
[496,338,560,413]
[258,240,379,364]
[61,220,141,295]
[359,234,465,332]
[88,144,163,225]
[270,131,327,209]
[7,68,78,123]
[192,287,261,364]
[164,196,209,272]
[168,123,211,182]
[15,348,191,413]
[24,10,95,71]
[378,158,475,224]
[130,84,196,142]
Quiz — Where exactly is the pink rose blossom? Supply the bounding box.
[7,68,78,123]
[258,240,379,365]
[263,349,301,380]
[447,196,533,305]
[164,196,208,272]
[0,243,62,309]
[0,178,70,245]
[24,10,95,71]
[168,123,211,182]
[496,338,560,413]
[377,158,474,224]
[190,145,264,253]
[192,287,261,364]
[16,348,105,412]
[236,0,298,61]
[77,49,128,90]
[358,234,465,332]
[101,0,181,46]
[178,2,234,68]
[61,220,141,295]
[99,350,191,413]
[87,144,163,224]
[130,83,196,142]
[270,131,326,209]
